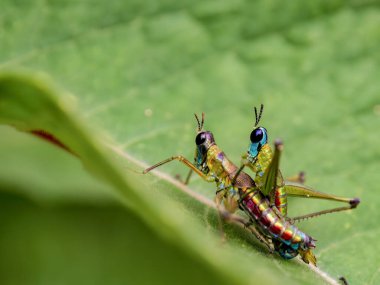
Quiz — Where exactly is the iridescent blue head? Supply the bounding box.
[247,104,268,161]
[194,113,215,172]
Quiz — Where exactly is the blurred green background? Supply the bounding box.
[1,1,380,284]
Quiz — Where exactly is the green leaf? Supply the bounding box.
[0,73,289,285]
[1,1,380,284]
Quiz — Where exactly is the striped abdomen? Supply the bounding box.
[274,186,287,216]
[240,188,315,257]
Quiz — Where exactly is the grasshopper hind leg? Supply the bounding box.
[284,182,361,223]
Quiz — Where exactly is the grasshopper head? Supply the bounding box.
[194,113,215,172]
[247,104,268,161]
[247,126,268,160]
[194,131,215,171]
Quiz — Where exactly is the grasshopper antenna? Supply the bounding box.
[194,112,205,131]
[254,104,264,127]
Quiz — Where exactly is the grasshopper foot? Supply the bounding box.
[349,198,360,208]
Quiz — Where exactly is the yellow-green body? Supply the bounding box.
[244,144,288,216]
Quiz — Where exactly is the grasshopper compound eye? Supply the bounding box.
[195,132,207,145]
[250,127,264,143]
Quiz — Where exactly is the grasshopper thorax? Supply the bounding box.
[247,127,268,161]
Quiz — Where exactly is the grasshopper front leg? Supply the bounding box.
[143,155,214,183]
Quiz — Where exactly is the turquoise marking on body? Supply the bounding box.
[277,242,300,259]
[196,145,204,167]
[248,143,260,158]
[247,130,268,159]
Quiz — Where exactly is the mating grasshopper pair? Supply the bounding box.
[143,106,360,266]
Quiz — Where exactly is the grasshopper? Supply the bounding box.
[143,114,317,265]
[235,104,360,222]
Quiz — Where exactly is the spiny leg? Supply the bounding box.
[261,140,359,221]
[270,140,360,221]
[288,203,360,223]
[283,182,360,222]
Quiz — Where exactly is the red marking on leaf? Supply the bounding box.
[30,130,76,156]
